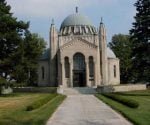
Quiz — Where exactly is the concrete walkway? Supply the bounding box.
[46,95,132,125]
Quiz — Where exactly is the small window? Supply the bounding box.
[89,56,94,77]
[114,65,116,78]
[42,67,45,80]
[65,57,70,78]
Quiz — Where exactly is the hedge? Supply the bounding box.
[26,94,58,111]
[102,93,139,108]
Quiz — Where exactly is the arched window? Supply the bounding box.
[65,57,70,78]
[73,53,85,70]
[114,65,116,78]
[41,67,45,80]
[89,56,94,77]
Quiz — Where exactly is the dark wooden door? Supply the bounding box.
[73,72,85,87]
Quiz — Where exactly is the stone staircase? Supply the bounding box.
[62,87,97,95]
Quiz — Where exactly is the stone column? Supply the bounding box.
[69,59,73,87]
[61,60,65,87]
[58,62,61,86]
[85,58,89,87]
[94,60,97,87]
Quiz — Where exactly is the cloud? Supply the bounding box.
[7,0,119,19]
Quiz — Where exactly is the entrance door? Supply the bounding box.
[73,71,85,87]
[73,53,86,87]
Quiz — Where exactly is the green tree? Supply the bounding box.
[130,0,150,82]
[0,1,46,85]
[13,32,46,85]
[0,0,28,79]
[109,34,132,83]
[24,32,46,85]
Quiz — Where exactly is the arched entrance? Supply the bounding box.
[73,53,86,87]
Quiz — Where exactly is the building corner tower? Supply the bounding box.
[49,19,58,86]
[99,19,108,85]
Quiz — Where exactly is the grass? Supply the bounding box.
[95,90,150,125]
[102,93,139,108]
[26,94,57,111]
[0,93,66,125]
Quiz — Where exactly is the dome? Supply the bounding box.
[60,13,97,35]
[107,47,116,58]
[61,14,93,28]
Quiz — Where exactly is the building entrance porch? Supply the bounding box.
[61,52,98,88]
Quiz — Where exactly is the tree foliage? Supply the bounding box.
[109,34,132,83]
[0,0,28,79]
[0,0,46,85]
[130,0,150,82]
[13,32,46,85]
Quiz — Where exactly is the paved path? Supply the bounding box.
[46,95,132,125]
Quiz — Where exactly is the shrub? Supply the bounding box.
[102,93,139,108]
[0,77,14,87]
[26,94,58,111]
[0,77,8,94]
[0,77,7,87]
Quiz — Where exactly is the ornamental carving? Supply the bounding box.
[60,38,97,51]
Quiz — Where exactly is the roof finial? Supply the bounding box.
[52,18,54,25]
[100,17,103,24]
[76,6,78,13]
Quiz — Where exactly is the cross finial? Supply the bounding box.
[76,6,78,13]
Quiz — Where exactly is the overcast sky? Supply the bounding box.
[7,0,137,46]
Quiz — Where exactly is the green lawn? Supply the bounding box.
[0,93,66,125]
[95,90,150,125]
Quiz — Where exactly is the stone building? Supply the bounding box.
[38,10,120,87]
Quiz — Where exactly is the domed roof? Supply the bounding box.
[61,14,94,28]
[107,47,116,58]
[60,13,97,35]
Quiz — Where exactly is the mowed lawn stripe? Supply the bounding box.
[0,93,66,125]
[96,90,150,125]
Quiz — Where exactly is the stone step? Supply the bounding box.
[62,87,97,95]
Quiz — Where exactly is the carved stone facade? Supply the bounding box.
[38,12,120,87]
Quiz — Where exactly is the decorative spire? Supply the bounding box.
[51,18,54,25]
[100,17,103,24]
[76,6,78,13]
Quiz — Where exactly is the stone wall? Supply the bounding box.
[113,84,146,92]
[14,87,57,93]
[97,84,146,93]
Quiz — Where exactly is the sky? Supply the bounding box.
[7,0,137,46]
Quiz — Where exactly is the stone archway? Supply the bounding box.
[73,53,86,87]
